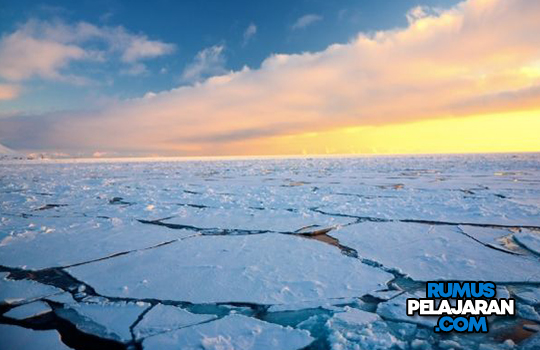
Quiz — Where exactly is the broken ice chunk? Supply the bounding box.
[142,314,314,350]
[45,292,76,305]
[512,286,540,306]
[0,273,62,305]
[0,324,70,350]
[4,300,52,320]
[376,293,438,328]
[266,298,358,313]
[331,306,381,326]
[514,229,540,255]
[517,304,540,322]
[133,304,216,340]
[55,301,150,343]
[154,206,353,234]
[68,234,392,304]
[325,306,406,350]
[330,222,540,282]
[0,216,194,270]
[458,225,517,254]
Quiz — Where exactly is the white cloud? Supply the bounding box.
[181,45,227,84]
[1,0,540,155]
[0,19,175,82]
[243,23,257,46]
[292,14,323,30]
[0,84,21,100]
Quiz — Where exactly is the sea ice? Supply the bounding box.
[329,222,540,282]
[0,217,194,270]
[0,273,62,305]
[376,293,438,328]
[55,301,150,343]
[142,314,314,350]
[4,300,52,320]
[325,306,406,350]
[133,304,216,339]
[514,229,540,255]
[67,234,393,304]
[0,324,70,350]
[155,206,353,233]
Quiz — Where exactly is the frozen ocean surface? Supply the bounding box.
[1,153,540,350]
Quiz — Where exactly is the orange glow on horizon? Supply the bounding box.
[228,110,540,156]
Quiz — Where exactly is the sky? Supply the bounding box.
[0,0,539,157]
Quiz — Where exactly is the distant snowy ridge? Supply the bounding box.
[0,143,17,155]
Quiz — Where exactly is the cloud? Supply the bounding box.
[180,45,227,84]
[0,19,175,82]
[0,84,21,100]
[1,0,540,155]
[243,23,257,46]
[292,14,323,30]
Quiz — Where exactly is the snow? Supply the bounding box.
[376,293,438,328]
[0,324,70,350]
[2,154,540,349]
[0,216,195,270]
[142,314,314,350]
[55,301,150,343]
[0,273,62,305]
[67,234,392,304]
[512,286,540,305]
[325,306,406,350]
[514,229,540,255]
[4,301,52,320]
[133,304,217,340]
[157,206,353,233]
[458,225,517,254]
[329,222,540,282]
[267,298,358,313]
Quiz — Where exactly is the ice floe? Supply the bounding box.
[142,314,314,350]
[514,229,540,255]
[0,324,70,350]
[67,234,393,304]
[0,272,62,305]
[4,300,52,320]
[329,222,540,282]
[133,304,216,340]
[55,301,150,343]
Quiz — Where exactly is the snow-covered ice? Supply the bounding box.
[4,300,52,320]
[55,301,150,343]
[133,304,216,340]
[0,324,70,350]
[514,229,540,255]
[0,272,62,305]
[142,314,314,350]
[66,234,392,304]
[329,222,540,282]
[1,154,540,349]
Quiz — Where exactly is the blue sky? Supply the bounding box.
[0,0,458,115]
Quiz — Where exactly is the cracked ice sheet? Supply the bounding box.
[325,306,406,350]
[0,324,70,350]
[4,301,52,320]
[67,234,393,304]
[317,188,540,227]
[133,304,216,340]
[55,301,150,343]
[0,272,62,305]
[458,225,517,254]
[155,206,353,233]
[0,216,195,270]
[514,229,540,255]
[329,222,540,282]
[142,314,313,350]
